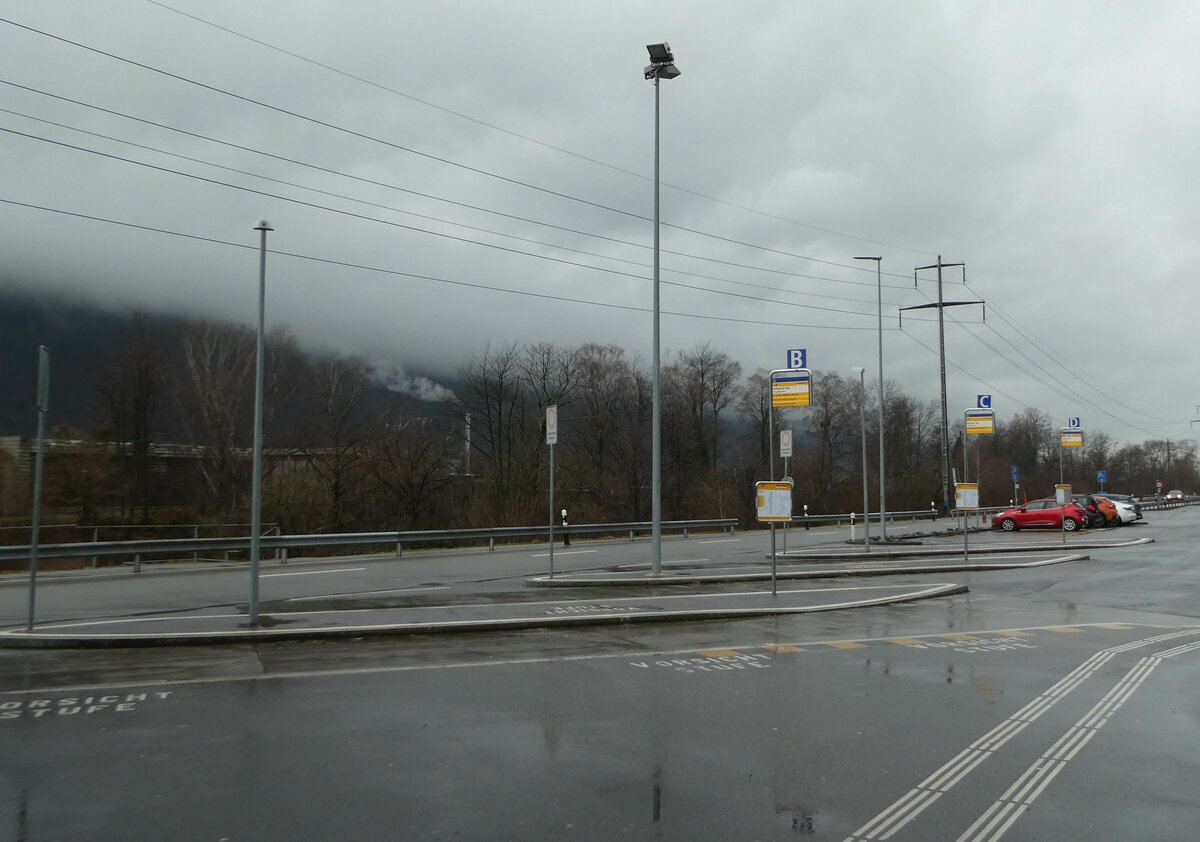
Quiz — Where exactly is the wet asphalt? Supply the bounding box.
[1,511,1198,840]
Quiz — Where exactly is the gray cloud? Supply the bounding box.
[0,0,1196,444]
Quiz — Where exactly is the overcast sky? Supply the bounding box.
[1,1,1196,444]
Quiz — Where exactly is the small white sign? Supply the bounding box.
[779,429,793,458]
[1055,484,1072,504]
[545,405,558,445]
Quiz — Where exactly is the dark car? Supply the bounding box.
[1071,494,1108,528]
[992,498,1088,532]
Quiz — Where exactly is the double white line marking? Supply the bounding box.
[844,628,1200,841]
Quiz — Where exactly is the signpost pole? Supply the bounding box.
[546,405,558,578]
[26,346,49,632]
[548,440,555,579]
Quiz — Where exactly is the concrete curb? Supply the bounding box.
[528,553,1090,587]
[0,583,968,649]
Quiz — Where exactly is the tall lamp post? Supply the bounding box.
[854,256,886,541]
[249,220,272,626]
[851,367,870,551]
[644,42,680,575]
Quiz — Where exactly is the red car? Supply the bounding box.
[992,498,1087,532]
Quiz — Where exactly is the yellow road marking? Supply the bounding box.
[700,649,740,657]
[886,637,925,645]
[945,633,980,641]
[995,630,1035,637]
[829,641,867,649]
[1094,623,1134,630]
[1045,626,1084,634]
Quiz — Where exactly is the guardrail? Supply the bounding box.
[785,509,940,528]
[0,518,737,573]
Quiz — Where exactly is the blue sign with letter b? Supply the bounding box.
[786,348,807,369]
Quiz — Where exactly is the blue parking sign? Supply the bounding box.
[786,348,807,369]
[1011,465,1019,482]
[1097,470,1107,484]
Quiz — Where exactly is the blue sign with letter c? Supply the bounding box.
[977,394,992,409]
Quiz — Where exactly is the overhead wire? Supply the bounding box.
[0,92,908,306]
[0,197,900,332]
[144,0,938,260]
[0,16,913,282]
[0,125,893,321]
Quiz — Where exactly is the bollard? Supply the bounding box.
[630,530,635,542]
[850,512,856,543]
[193,525,200,564]
[281,547,288,565]
[804,504,810,531]
[91,526,99,568]
[395,542,403,558]
[488,537,495,552]
[134,553,141,574]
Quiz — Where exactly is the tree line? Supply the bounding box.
[13,318,1198,533]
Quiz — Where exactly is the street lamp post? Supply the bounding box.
[644,42,680,575]
[852,367,870,551]
[855,256,886,542]
[249,219,272,626]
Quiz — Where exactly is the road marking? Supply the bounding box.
[2,623,1185,697]
[886,638,925,645]
[698,538,740,544]
[762,643,803,653]
[945,633,980,641]
[829,641,867,649]
[956,638,1200,842]
[1044,626,1084,634]
[529,550,597,558]
[841,628,1200,842]
[262,567,366,578]
[288,586,450,601]
[700,649,739,657]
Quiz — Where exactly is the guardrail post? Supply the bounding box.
[683,526,689,538]
[281,547,288,565]
[395,542,403,557]
[134,553,141,574]
[489,537,495,552]
[629,530,635,542]
[91,526,99,568]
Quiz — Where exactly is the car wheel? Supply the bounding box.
[1000,518,1017,532]
[1063,517,1079,532]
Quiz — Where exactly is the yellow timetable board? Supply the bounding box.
[965,411,995,435]
[771,372,811,408]
[1060,431,1084,448]
[755,481,794,522]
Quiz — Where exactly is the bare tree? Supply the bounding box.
[95,314,164,522]
[366,411,456,529]
[301,353,373,530]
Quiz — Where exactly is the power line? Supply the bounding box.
[144,0,937,260]
[0,125,894,322]
[0,196,902,332]
[0,16,911,281]
[0,97,907,306]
